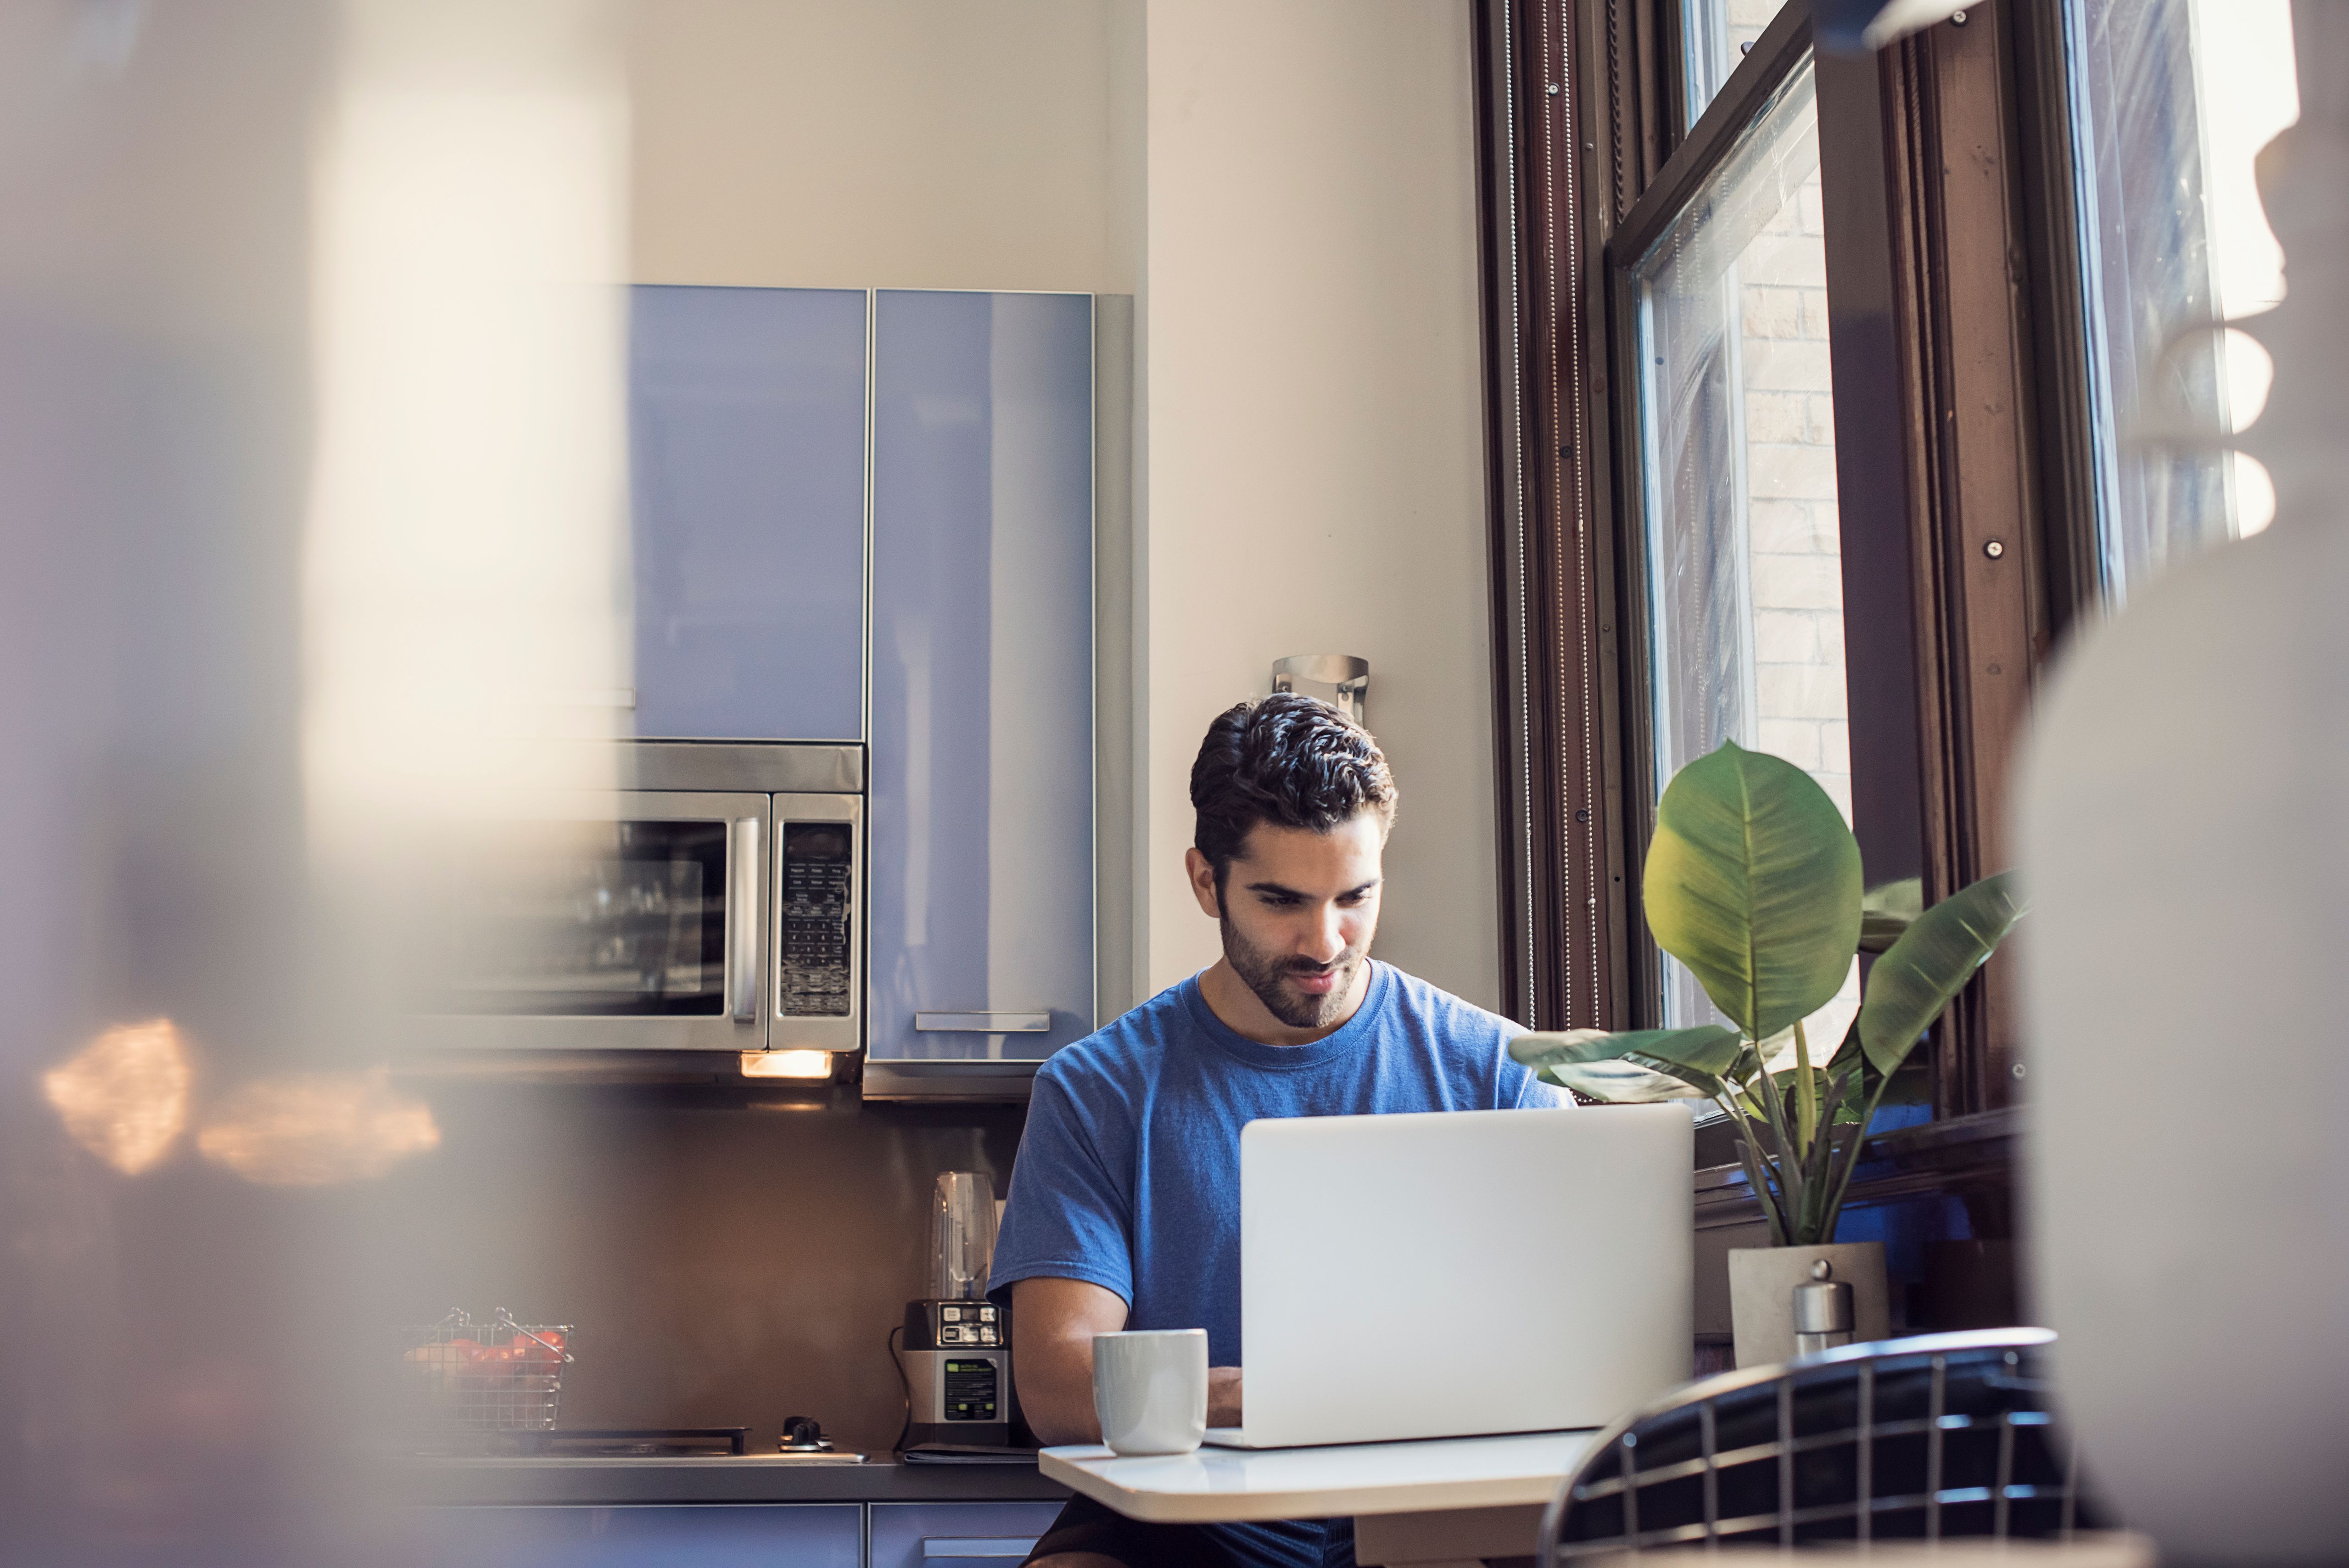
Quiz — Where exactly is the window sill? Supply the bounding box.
[1692,1106,2018,1230]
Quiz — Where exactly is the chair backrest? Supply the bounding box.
[1540,1329,2104,1564]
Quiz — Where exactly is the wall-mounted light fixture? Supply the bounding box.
[1271,655,1370,730]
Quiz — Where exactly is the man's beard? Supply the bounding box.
[1219,911,1366,1030]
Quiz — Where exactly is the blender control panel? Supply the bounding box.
[779,821,853,1017]
[934,1303,1001,1346]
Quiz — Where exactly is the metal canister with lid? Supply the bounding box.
[1793,1259,1856,1357]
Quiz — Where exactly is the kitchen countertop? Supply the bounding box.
[402,1455,1071,1508]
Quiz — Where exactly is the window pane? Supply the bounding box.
[2066,0,2297,605]
[1633,59,1857,1041]
[1682,0,1793,124]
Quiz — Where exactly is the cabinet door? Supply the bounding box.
[630,286,867,742]
[416,1503,862,1567]
[868,291,1095,1063]
[869,1501,1069,1568]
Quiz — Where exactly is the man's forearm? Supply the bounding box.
[1018,1332,1103,1445]
[1012,1278,1247,1445]
[1012,1277,1122,1446]
[1027,1361,1242,1445]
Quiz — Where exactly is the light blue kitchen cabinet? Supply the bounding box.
[629,286,868,742]
[866,291,1096,1064]
[415,1502,862,1566]
[869,1500,1068,1568]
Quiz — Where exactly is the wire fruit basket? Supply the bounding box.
[399,1308,574,1434]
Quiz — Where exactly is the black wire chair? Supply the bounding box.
[1539,1329,2104,1564]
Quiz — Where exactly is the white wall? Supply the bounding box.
[1141,0,1500,1009]
[623,0,1501,1015]
[626,0,1140,293]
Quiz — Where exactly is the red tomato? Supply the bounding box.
[511,1330,566,1366]
[462,1344,520,1389]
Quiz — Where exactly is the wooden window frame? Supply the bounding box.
[1477,0,2068,1122]
[1474,0,1630,1034]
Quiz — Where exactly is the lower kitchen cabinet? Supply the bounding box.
[868,1501,1068,1568]
[417,1503,862,1567]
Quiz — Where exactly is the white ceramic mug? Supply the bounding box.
[1091,1328,1208,1456]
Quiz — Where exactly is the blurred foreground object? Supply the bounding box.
[1540,1330,2103,1561]
[0,0,629,1558]
[40,1019,193,1176]
[2018,4,2349,1560]
[195,1068,439,1186]
[1560,1540,2149,1568]
[1812,0,1970,53]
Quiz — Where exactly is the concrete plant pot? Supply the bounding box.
[1728,1242,1890,1368]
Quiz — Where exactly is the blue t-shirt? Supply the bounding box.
[990,960,1567,1365]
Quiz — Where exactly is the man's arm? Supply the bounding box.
[1012,1277,1246,1444]
[1012,1277,1124,1445]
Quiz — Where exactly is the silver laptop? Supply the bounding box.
[1205,1103,1692,1450]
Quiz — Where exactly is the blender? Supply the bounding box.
[898,1170,1018,1450]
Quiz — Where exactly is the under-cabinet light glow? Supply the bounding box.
[741,1050,833,1081]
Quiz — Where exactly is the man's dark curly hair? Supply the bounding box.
[1191,693,1398,897]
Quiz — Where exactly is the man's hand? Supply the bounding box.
[1207,1366,1243,1430]
[1011,1278,1244,1445]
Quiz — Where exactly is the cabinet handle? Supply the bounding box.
[727,816,760,1021]
[914,1012,1050,1033]
[922,1540,1042,1561]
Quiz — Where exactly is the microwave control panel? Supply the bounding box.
[779,821,854,1017]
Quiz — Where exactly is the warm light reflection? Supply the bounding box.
[741,1049,835,1081]
[195,1069,439,1186]
[41,1019,193,1175]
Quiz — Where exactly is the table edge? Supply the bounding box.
[1035,1451,1571,1526]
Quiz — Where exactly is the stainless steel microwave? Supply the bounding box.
[419,743,862,1056]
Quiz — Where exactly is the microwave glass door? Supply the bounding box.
[427,790,771,1051]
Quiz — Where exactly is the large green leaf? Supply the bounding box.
[1540,1058,1717,1103]
[1510,1025,1744,1078]
[1860,878,1924,953]
[1643,742,1864,1040]
[1856,871,2027,1075]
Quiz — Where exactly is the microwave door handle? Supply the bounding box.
[727,815,761,1021]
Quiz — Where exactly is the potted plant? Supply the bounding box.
[1510,740,2024,1366]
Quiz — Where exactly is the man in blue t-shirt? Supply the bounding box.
[991,694,1567,1568]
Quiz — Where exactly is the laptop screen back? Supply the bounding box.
[1237,1103,1692,1448]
